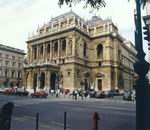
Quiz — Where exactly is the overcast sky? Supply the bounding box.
[0,0,148,58]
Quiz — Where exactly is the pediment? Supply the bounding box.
[95,72,105,77]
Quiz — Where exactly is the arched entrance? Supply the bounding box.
[33,73,37,92]
[40,72,45,89]
[50,72,56,90]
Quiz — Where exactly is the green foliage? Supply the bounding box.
[58,0,106,10]
[58,0,150,9]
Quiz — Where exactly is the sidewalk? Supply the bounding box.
[47,94,135,104]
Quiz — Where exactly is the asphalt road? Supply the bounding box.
[0,95,136,130]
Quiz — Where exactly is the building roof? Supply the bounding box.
[0,43,26,55]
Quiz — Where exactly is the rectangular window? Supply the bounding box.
[18,57,21,61]
[6,61,9,67]
[0,60,2,66]
[0,53,2,58]
[12,71,14,78]
[68,72,70,77]
[18,63,21,68]
[5,70,8,77]
[12,62,16,68]
[0,69,1,76]
[12,56,15,60]
[6,54,9,59]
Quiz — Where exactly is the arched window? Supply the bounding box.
[83,42,87,57]
[40,45,43,54]
[33,46,37,59]
[97,44,103,59]
[47,44,50,53]
[62,40,66,51]
[40,72,45,89]
[54,42,58,52]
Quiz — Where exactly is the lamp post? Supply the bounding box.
[134,0,150,130]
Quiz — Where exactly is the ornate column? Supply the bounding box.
[58,39,60,59]
[37,71,40,89]
[72,36,76,56]
[43,43,46,61]
[50,41,53,60]
[46,71,51,92]
[37,45,39,61]
[31,46,33,62]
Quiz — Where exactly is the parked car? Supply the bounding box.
[0,87,5,94]
[95,91,106,99]
[110,89,120,96]
[104,91,114,98]
[31,90,48,98]
[3,88,15,95]
[15,89,29,96]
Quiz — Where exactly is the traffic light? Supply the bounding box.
[143,24,150,42]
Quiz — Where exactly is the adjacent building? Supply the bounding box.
[0,44,26,87]
[24,11,137,92]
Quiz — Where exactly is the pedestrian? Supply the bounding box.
[75,90,77,100]
[72,90,75,99]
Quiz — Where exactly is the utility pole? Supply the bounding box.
[134,0,150,130]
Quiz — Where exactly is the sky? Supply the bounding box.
[0,0,148,58]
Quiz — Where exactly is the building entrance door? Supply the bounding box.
[50,72,56,90]
[40,72,45,89]
[84,79,88,90]
[97,79,102,91]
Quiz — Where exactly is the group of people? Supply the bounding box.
[49,89,61,97]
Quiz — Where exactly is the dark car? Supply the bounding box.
[15,89,29,96]
[3,88,15,95]
[31,90,48,98]
[110,89,120,96]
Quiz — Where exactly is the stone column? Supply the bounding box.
[58,39,60,59]
[43,43,46,61]
[46,71,51,92]
[37,71,40,89]
[30,71,33,90]
[31,46,33,62]
[66,37,69,56]
[72,36,75,56]
[37,45,39,61]
[50,41,53,60]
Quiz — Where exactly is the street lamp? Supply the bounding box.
[134,0,150,130]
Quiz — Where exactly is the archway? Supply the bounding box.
[50,72,56,90]
[40,72,45,89]
[33,73,37,92]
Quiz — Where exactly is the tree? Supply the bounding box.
[58,0,150,9]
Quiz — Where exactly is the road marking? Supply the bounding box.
[24,116,35,120]
[99,106,135,111]
[58,102,135,111]
[50,121,69,127]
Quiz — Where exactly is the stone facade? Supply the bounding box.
[24,11,137,92]
[0,44,26,87]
